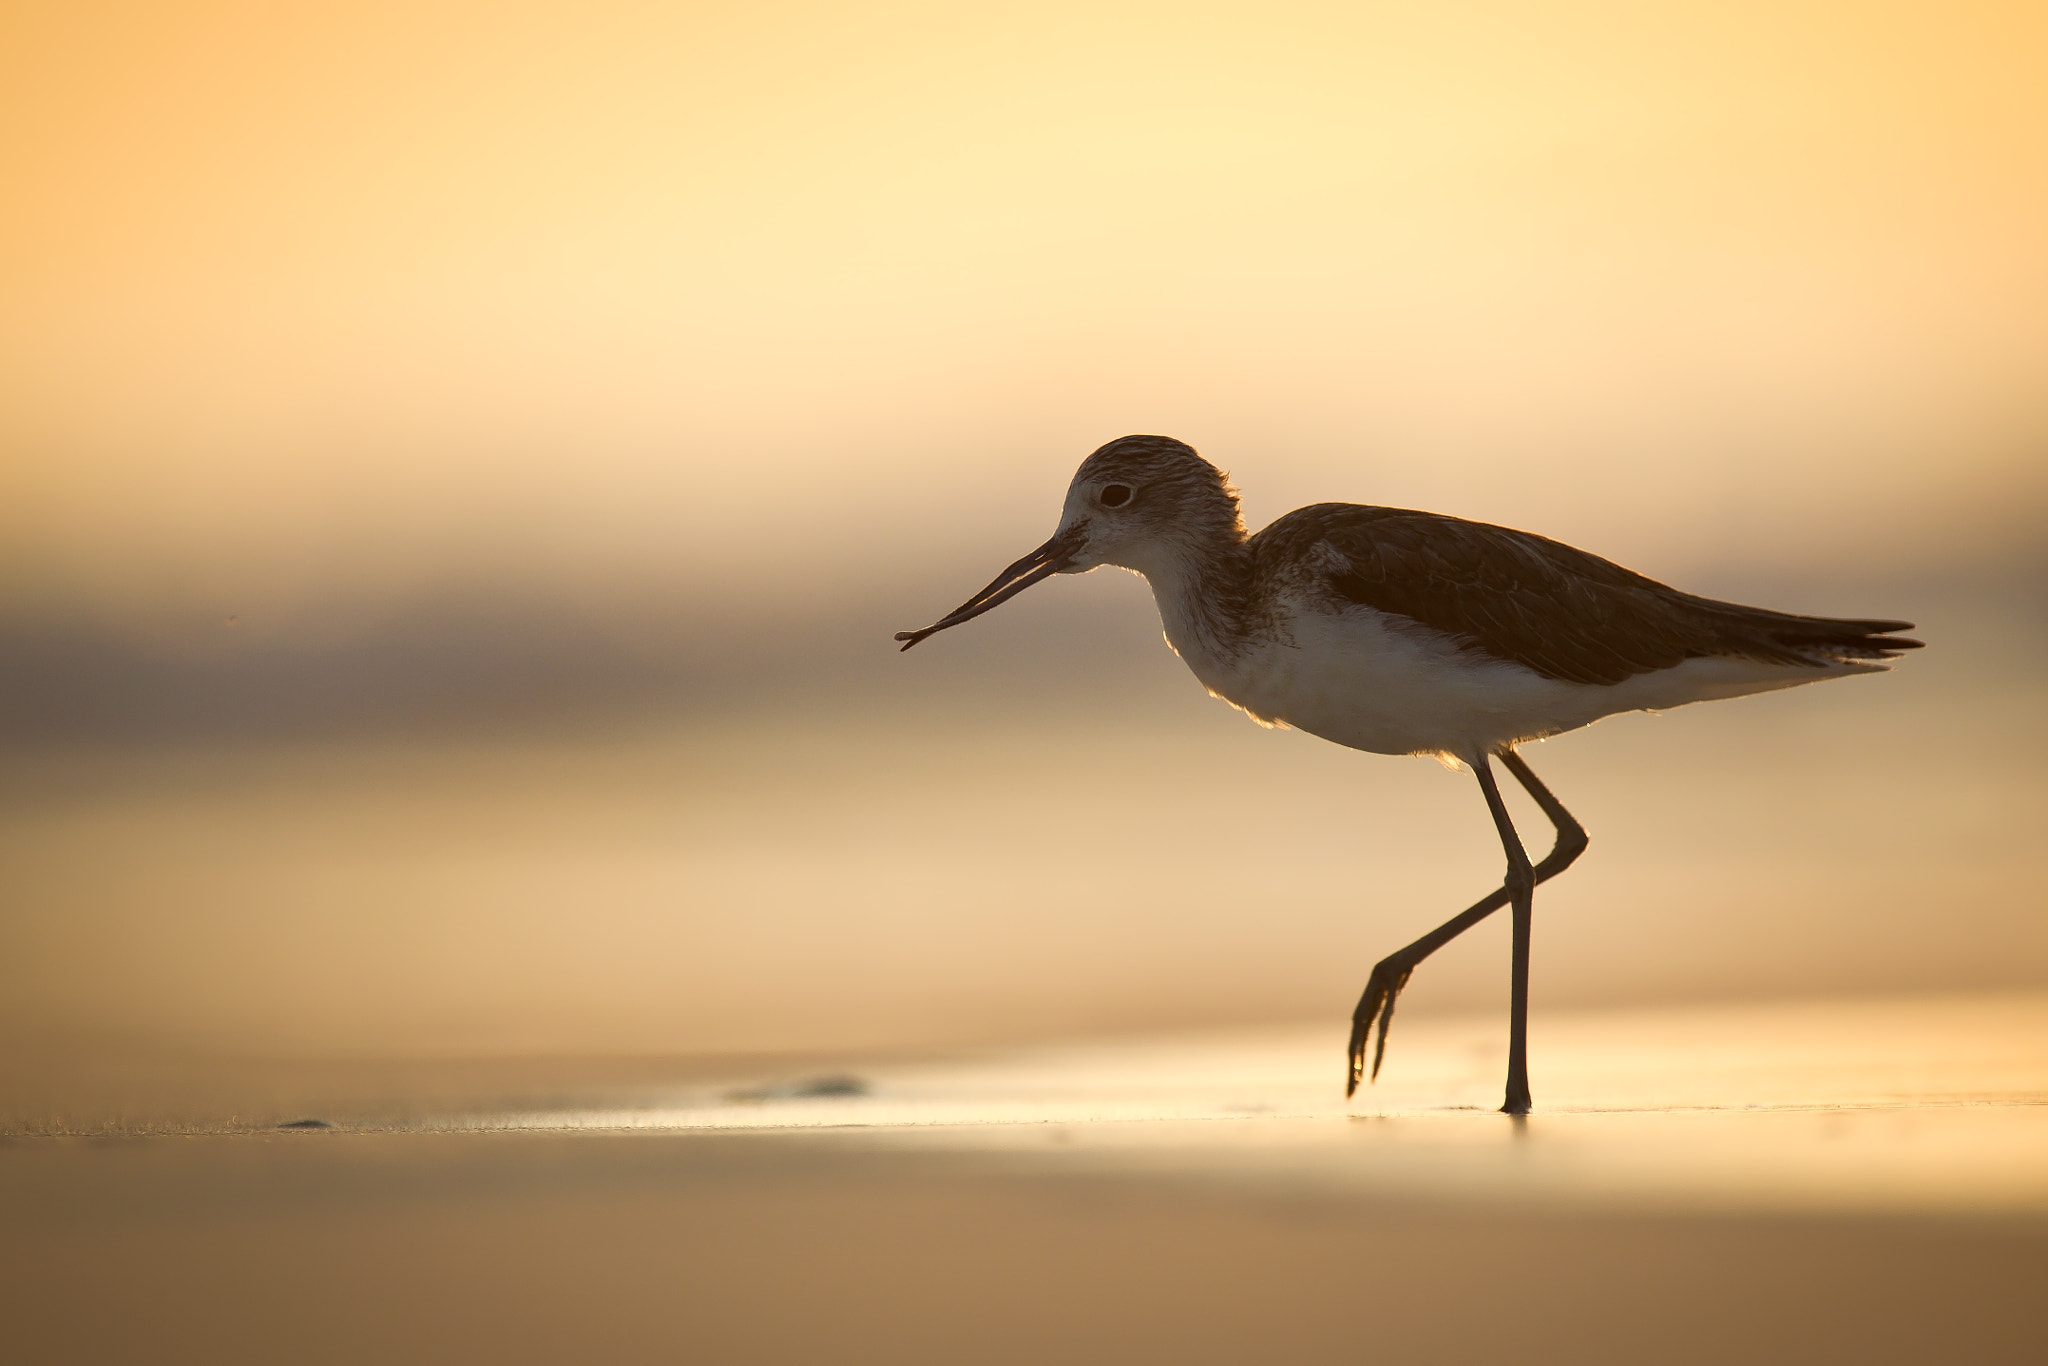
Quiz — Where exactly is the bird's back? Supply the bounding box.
[1250,503,1922,688]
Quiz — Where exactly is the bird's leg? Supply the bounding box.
[1346,747,1587,1100]
[1495,749,1589,869]
[1474,753,1536,1114]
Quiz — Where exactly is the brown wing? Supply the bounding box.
[1253,504,1922,686]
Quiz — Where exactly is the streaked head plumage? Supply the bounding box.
[1059,435,1245,571]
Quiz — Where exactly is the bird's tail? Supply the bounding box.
[1702,606,1924,669]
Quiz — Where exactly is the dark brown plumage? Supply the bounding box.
[1254,503,1923,687]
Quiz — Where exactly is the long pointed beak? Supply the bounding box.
[893,524,1086,651]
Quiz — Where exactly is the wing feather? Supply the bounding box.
[1252,505,1921,686]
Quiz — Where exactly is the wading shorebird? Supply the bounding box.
[894,436,1921,1114]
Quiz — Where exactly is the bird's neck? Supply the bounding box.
[1128,531,1258,665]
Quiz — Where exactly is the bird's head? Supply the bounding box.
[894,435,1243,651]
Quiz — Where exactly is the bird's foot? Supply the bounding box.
[1346,956,1416,1098]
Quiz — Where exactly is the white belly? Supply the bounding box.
[1157,594,1860,763]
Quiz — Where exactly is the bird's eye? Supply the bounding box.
[1100,484,1133,508]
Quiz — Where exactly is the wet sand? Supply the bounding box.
[8,1129,2045,1365]
[5,994,2047,1364]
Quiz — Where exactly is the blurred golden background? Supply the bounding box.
[3,0,2044,1062]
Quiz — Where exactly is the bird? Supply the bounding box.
[893,435,1922,1114]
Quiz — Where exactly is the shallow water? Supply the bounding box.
[16,993,2045,1212]
[410,993,2048,1216]
[7,994,2047,1365]
[4,593,2044,1361]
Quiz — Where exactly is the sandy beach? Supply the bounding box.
[8,994,2045,1364]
